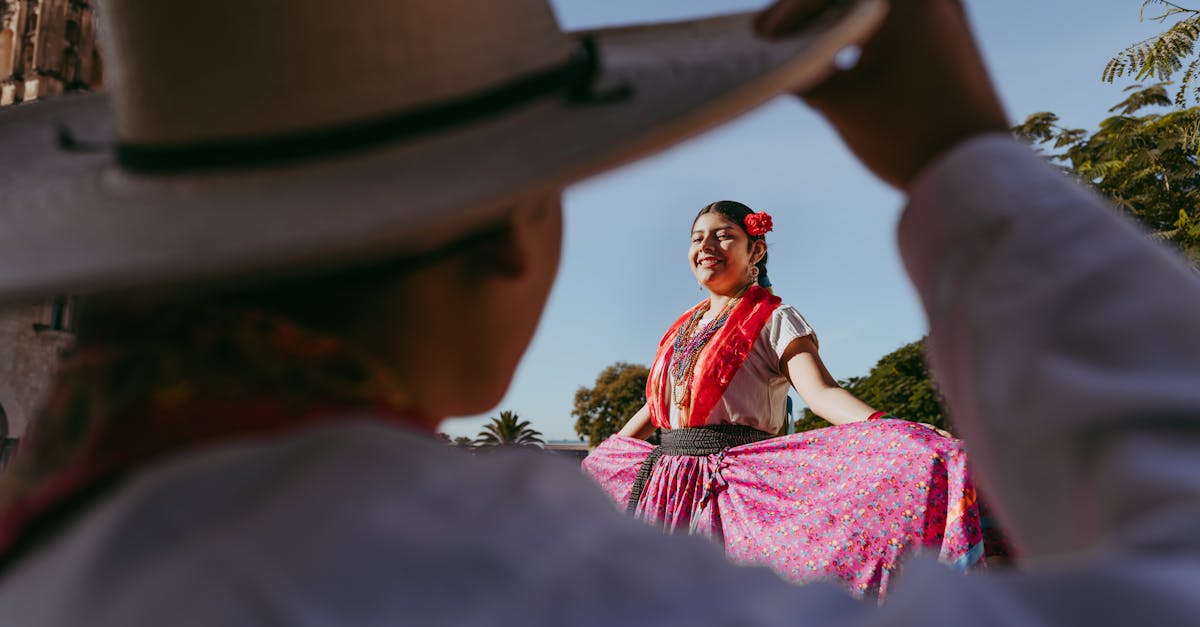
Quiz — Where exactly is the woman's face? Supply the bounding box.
[689,212,762,295]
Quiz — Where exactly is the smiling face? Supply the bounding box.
[690,211,764,296]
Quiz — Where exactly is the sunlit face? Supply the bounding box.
[689,212,763,295]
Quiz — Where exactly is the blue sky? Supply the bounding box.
[444,0,1172,441]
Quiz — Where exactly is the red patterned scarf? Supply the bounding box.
[0,305,428,572]
[647,286,781,429]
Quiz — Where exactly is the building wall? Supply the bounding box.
[0,2,94,468]
[0,303,73,440]
[1,0,100,107]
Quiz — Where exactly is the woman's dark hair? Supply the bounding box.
[692,200,770,288]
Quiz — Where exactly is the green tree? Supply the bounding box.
[1013,2,1200,266]
[474,411,544,448]
[796,338,949,434]
[572,362,649,446]
[1104,1,1200,106]
[1013,85,1200,254]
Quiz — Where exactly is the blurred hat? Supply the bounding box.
[0,0,886,302]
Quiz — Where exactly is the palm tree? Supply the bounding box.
[474,411,544,448]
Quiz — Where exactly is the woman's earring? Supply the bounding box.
[750,266,760,285]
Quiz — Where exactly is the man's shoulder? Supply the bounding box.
[127,419,618,542]
[2,419,844,626]
[0,420,634,622]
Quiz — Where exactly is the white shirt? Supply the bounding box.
[668,305,815,432]
[3,135,1200,625]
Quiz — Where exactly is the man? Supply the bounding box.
[0,0,1197,625]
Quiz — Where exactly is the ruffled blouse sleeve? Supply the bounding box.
[765,305,816,370]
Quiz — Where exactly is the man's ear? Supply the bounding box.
[461,219,526,280]
[457,193,560,282]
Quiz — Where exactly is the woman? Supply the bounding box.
[583,201,983,598]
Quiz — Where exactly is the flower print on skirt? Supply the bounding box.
[582,419,984,599]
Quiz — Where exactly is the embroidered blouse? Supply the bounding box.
[666,305,815,434]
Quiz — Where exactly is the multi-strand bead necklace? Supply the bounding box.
[669,287,747,410]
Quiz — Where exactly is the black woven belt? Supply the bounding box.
[625,424,771,515]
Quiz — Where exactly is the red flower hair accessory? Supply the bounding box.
[744,212,773,237]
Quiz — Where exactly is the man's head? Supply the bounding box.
[255,193,566,421]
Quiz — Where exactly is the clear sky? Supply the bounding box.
[443,0,1171,441]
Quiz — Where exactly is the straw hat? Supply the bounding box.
[0,0,886,303]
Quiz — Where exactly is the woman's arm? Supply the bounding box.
[616,403,656,439]
[782,335,876,425]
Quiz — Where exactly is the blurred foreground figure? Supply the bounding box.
[1,0,1199,625]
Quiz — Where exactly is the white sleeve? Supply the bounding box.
[766,305,817,364]
[77,423,872,627]
[899,134,1200,568]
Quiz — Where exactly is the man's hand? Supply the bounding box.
[757,0,1009,189]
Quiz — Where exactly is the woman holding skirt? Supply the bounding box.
[582,201,983,598]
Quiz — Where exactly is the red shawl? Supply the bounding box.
[647,286,781,429]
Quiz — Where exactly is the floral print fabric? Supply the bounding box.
[582,419,984,598]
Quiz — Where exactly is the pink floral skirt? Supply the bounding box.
[582,420,984,598]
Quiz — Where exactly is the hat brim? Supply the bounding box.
[0,1,887,303]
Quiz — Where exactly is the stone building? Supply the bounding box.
[0,1,97,467]
[0,300,75,469]
[1,0,101,106]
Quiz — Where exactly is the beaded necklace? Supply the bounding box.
[669,288,746,410]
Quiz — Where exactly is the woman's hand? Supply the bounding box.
[912,421,954,438]
[756,0,1009,189]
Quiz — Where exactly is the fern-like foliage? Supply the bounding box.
[1015,83,1200,251]
[1105,1,1200,105]
[1110,81,1174,113]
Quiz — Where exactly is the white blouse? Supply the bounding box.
[668,304,815,433]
